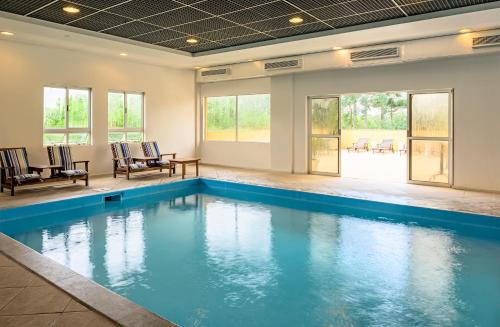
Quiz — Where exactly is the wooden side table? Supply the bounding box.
[169,158,201,179]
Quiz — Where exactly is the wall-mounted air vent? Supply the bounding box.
[200,67,231,77]
[264,58,303,71]
[472,35,500,48]
[350,47,400,61]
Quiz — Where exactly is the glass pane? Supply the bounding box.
[311,137,339,174]
[311,98,339,135]
[411,140,449,184]
[126,93,143,129]
[127,132,143,142]
[43,133,66,145]
[237,94,270,143]
[108,132,125,143]
[44,87,66,129]
[68,133,89,145]
[68,89,89,128]
[411,93,449,137]
[205,96,236,141]
[108,93,125,129]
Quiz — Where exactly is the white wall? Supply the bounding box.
[199,53,500,192]
[0,40,195,175]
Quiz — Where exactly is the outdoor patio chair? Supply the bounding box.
[141,141,176,174]
[347,138,369,152]
[0,147,43,196]
[399,142,408,155]
[372,139,394,153]
[47,145,89,186]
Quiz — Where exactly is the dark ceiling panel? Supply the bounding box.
[103,21,162,38]
[192,1,246,15]
[69,11,131,31]
[131,28,186,43]
[142,6,211,28]
[0,0,55,15]
[67,0,126,10]
[29,1,97,24]
[106,0,182,19]
[0,0,496,53]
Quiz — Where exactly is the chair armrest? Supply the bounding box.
[73,160,90,164]
[160,153,176,158]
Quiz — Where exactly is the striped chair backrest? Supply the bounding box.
[142,141,161,158]
[0,148,30,178]
[110,143,131,167]
[47,145,74,171]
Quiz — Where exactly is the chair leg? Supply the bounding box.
[0,183,3,193]
[85,176,89,187]
[11,186,14,196]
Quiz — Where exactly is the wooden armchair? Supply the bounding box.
[47,145,89,186]
[0,147,43,196]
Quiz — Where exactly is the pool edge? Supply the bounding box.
[0,233,178,327]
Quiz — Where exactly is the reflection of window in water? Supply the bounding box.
[204,200,276,301]
[104,211,145,285]
[42,221,92,278]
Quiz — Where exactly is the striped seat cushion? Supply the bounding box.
[14,174,42,182]
[0,148,31,178]
[61,169,87,177]
[110,143,132,168]
[129,163,147,170]
[47,145,75,171]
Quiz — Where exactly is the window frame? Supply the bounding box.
[43,86,92,146]
[203,93,271,143]
[107,90,145,143]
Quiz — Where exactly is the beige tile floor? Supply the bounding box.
[1,164,499,216]
[0,253,117,327]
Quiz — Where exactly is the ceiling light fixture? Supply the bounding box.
[289,16,304,24]
[119,53,128,57]
[0,31,14,36]
[459,28,473,34]
[332,46,343,50]
[186,37,198,44]
[63,6,80,14]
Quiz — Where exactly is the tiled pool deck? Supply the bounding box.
[0,165,499,326]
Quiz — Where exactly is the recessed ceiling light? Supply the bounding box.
[186,37,198,44]
[289,16,304,24]
[459,28,473,34]
[333,46,343,50]
[0,31,14,36]
[119,53,128,57]
[63,6,80,14]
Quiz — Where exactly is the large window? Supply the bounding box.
[43,87,91,145]
[108,92,144,142]
[205,94,270,142]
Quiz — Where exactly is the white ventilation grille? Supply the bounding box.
[264,58,303,71]
[350,47,400,61]
[472,35,500,48]
[200,67,231,77]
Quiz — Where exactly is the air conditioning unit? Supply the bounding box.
[200,67,231,77]
[350,47,400,62]
[264,57,303,71]
[472,34,500,48]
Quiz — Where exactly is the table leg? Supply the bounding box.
[196,161,199,176]
[182,163,186,179]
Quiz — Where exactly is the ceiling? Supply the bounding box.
[0,0,499,55]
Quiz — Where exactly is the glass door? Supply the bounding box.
[408,90,453,186]
[309,96,341,176]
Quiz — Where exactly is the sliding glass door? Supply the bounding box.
[309,97,341,176]
[408,90,453,186]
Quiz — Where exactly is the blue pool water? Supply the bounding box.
[0,179,499,326]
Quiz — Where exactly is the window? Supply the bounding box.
[108,92,144,142]
[43,87,91,145]
[205,94,270,142]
